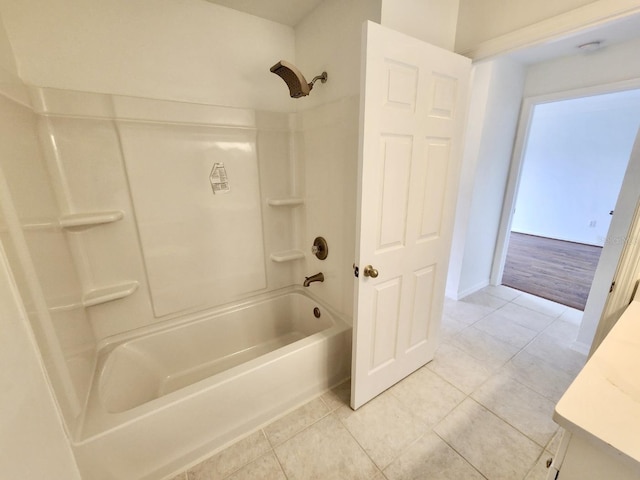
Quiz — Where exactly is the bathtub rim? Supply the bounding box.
[74,285,350,443]
[95,284,340,353]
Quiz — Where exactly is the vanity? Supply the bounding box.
[548,300,640,479]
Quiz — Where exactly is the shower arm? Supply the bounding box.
[309,72,328,89]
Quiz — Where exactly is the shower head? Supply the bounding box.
[270,60,327,98]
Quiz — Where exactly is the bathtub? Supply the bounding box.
[73,286,351,480]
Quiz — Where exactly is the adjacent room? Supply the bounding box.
[502,89,640,311]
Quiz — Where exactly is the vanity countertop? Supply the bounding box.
[554,299,640,468]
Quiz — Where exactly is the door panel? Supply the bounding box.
[352,21,470,409]
[408,265,437,350]
[420,139,451,240]
[378,135,412,249]
[370,278,402,371]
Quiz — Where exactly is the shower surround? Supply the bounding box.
[0,85,357,479]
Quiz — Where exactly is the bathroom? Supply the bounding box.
[2,1,640,479]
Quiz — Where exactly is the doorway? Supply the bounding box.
[499,90,640,311]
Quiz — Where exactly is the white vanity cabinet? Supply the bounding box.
[548,300,640,480]
[548,430,640,479]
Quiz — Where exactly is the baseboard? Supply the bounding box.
[570,340,591,356]
[454,279,490,300]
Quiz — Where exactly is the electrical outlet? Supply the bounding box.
[589,220,597,228]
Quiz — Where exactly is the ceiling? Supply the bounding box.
[205,0,324,26]
[502,11,640,65]
[205,1,640,65]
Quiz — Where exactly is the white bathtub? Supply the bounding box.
[73,287,351,480]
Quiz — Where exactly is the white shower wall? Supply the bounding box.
[296,96,360,318]
[0,90,96,433]
[31,88,306,341]
[0,80,362,472]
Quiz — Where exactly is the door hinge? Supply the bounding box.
[610,281,616,293]
[353,263,359,278]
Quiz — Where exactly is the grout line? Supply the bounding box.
[271,446,289,480]
[331,410,386,475]
[431,429,490,480]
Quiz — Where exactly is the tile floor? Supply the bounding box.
[170,286,587,480]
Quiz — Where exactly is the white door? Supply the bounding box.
[584,127,640,353]
[351,21,471,409]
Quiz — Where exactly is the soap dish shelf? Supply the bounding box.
[270,250,305,263]
[267,197,304,207]
[82,281,139,307]
[60,211,124,230]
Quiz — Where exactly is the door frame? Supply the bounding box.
[491,78,640,351]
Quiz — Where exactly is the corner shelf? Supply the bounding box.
[270,250,305,263]
[60,210,124,230]
[82,281,139,307]
[267,197,304,207]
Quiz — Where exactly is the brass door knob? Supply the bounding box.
[363,265,379,278]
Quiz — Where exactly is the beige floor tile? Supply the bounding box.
[321,380,351,411]
[472,372,559,447]
[440,314,469,342]
[427,342,494,394]
[170,474,187,480]
[187,430,270,480]
[513,293,567,318]
[434,398,542,480]
[384,432,484,480]
[450,326,519,369]
[482,284,522,301]
[473,311,539,348]
[388,367,465,428]
[503,351,576,403]
[498,303,555,332]
[558,307,583,325]
[460,290,509,309]
[264,397,329,446]
[543,319,580,344]
[336,391,426,469]
[495,302,557,332]
[274,414,377,480]
[224,453,285,480]
[443,297,494,324]
[524,333,587,377]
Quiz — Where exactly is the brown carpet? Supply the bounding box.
[502,232,602,311]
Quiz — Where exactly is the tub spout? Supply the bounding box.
[303,272,324,287]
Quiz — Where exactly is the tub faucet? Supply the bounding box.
[303,272,324,287]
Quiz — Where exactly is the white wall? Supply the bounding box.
[0,13,15,73]
[0,18,80,479]
[380,0,459,50]
[450,57,526,298]
[0,0,295,111]
[0,244,81,479]
[512,92,640,246]
[293,0,380,112]
[293,0,378,316]
[447,63,493,298]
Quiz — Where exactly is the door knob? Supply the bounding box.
[363,265,379,278]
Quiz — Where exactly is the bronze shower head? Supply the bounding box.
[270,60,327,98]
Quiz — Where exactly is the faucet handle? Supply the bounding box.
[312,236,328,260]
